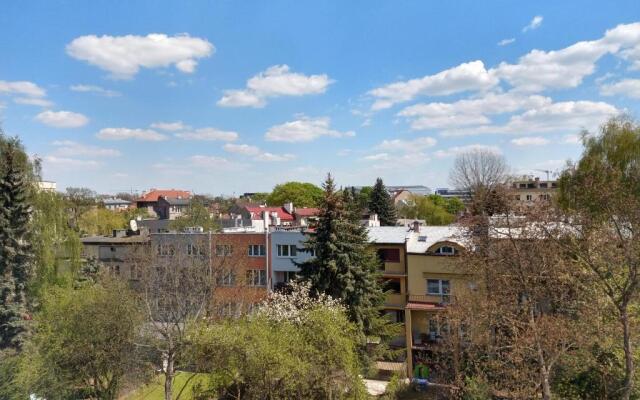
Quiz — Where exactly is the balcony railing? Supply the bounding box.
[408,294,451,304]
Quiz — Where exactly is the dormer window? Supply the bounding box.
[418,236,427,242]
[434,246,456,256]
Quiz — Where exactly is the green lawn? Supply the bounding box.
[123,372,210,400]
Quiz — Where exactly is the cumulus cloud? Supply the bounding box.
[175,128,238,141]
[256,152,296,162]
[375,137,437,153]
[265,116,355,142]
[96,127,167,141]
[0,80,51,107]
[510,136,550,146]
[150,121,190,131]
[66,33,214,79]
[51,140,121,157]
[42,156,101,167]
[188,155,244,170]
[217,65,333,108]
[498,38,516,46]
[434,144,503,158]
[522,16,543,33]
[70,84,121,97]
[562,134,582,144]
[600,78,640,99]
[223,143,296,162]
[36,110,89,128]
[368,60,498,110]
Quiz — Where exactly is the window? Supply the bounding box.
[112,265,120,275]
[248,244,266,257]
[276,244,297,257]
[418,236,427,242]
[130,265,142,281]
[383,279,401,294]
[246,269,267,286]
[526,194,533,201]
[434,246,457,256]
[377,248,400,263]
[215,244,233,256]
[283,271,297,283]
[217,270,236,286]
[187,243,204,256]
[157,244,175,256]
[427,279,451,302]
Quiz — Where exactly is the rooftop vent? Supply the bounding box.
[418,236,427,242]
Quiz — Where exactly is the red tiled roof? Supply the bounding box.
[405,302,446,311]
[137,189,191,202]
[294,207,320,217]
[245,206,294,221]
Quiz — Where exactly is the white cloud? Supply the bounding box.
[189,155,242,170]
[434,144,502,158]
[223,143,295,162]
[495,22,640,92]
[375,137,437,153]
[522,15,543,32]
[223,143,261,156]
[36,110,89,128]
[66,33,214,79]
[70,84,121,97]
[265,116,355,142]
[42,156,101,167]
[441,100,618,137]
[175,127,238,141]
[363,153,391,161]
[97,127,167,141]
[217,65,333,108]
[510,136,550,146]
[562,134,582,144]
[150,121,190,131]
[0,80,46,98]
[498,38,516,46]
[398,91,551,130]
[51,140,121,157]
[14,97,54,107]
[368,60,499,110]
[600,79,640,99]
[256,152,296,162]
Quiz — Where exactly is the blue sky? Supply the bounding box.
[1,1,639,196]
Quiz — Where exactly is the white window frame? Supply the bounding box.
[215,244,233,256]
[248,244,266,257]
[434,246,456,256]
[276,244,297,258]
[427,279,451,300]
[246,269,267,286]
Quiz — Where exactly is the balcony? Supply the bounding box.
[408,294,450,305]
[384,293,406,308]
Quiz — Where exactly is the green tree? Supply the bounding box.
[368,178,397,226]
[298,175,393,366]
[397,194,457,225]
[557,117,640,400]
[187,283,366,399]
[18,278,145,400]
[78,207,128,236]
[31,190,82,295]
[65,187,97,229]
[267,181,323,207]
[0,134,36,351]
[169,198,219,232]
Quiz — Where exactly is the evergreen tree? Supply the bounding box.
[0,135,35,351]
[368,178,397,226]
[298,175,396,365]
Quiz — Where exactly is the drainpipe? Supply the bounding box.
[263,211,271,292]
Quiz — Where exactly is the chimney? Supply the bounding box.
[284,202,294,214]
[413,220,420,233]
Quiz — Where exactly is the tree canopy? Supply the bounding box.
[397,194,463,225]
[267,181,323,207]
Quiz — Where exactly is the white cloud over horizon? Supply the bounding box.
[522,15,543,32]
[36,110,89,128]
[265,116,355,142]
[96,127,168,141]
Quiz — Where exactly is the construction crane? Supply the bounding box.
[535,169,552,181]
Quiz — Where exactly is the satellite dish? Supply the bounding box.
[129,219,138,232]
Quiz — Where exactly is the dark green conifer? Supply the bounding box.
[368,178,397,226]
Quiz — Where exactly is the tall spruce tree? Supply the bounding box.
[0,134,35,351]
[298,175,396,365]
[368,178,397,226]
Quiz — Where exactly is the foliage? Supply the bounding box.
[369,178,398,226]
[18,278,145,400]
[78,206,128,236]
[298,175,397,366]
[187,287,366,400]
[557,116,640,400]
[31,190,82,294]
[64,186,97,229]
[397,194,459,225]
[355,186,373,211]
[0,134,36,352]
[267,181,323,207]
[169,198,219,232]
[257,280,342,324]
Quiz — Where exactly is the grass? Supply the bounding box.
[122,372,210,400]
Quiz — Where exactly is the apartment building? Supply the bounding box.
[269,228,315,289]
[403,225,469,376]
[135,189,191,218]
[102,198,131,211]
[510,177,558,203]
[81,229,150,281]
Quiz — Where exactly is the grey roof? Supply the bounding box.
[386,185,432,196]
[406,226,467,254]
[81,234,149,244]
[103,198,131,205]
[366,226,411,244]
[138,219,173,233]
[163,197,190,206]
